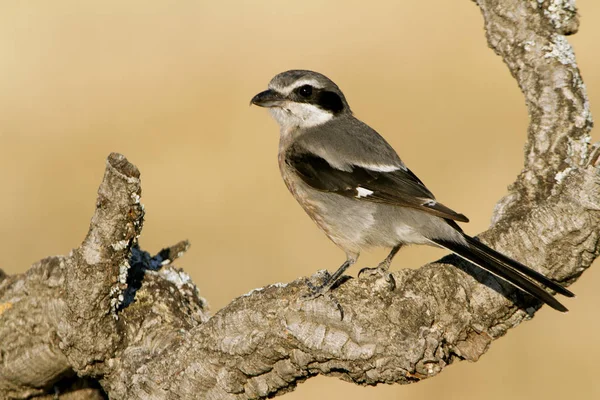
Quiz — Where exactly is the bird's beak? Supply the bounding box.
[250,89,286,108]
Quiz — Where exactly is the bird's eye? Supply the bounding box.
[297,85,313,98]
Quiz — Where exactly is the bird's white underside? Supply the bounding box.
[395,224,428,244]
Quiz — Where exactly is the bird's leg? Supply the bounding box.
[358,244,401,290]
[304,257,356,320]
[305,256,356,299]
[377,244,402,270]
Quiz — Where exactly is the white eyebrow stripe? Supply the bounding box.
[354,163,406,172]
[269,78,325,95]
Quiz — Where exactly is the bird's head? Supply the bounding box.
[251,70,351,131]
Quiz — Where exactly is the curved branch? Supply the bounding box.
[481,0,593,222]
[0,1,597,399]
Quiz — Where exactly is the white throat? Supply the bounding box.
[269,102,334,134]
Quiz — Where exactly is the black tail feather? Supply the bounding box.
[461,235,574,298]
[430,235,572,312]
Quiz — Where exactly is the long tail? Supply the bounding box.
[429,234,574,312]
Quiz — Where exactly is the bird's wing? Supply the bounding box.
[286,146,469,223]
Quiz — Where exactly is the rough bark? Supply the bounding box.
[0,0,597,399]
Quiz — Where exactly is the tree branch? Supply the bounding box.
[0,1,597,399]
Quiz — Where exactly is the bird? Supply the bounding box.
[250,69,574,312]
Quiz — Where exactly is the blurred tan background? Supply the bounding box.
[1,1,598,399]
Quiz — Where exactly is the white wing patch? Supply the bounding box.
[422,199,437,206]
[356,163,405,172]
[356,187,374,198]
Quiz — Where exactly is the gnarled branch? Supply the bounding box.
[0,1,597,399]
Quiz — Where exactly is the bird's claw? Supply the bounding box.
[358,266,396,291]
[303,282,325,300]
[302,272,345,320]
[303,270,332,300]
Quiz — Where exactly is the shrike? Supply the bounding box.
[251,69,573,312]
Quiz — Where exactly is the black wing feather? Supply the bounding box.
[287,149,469,223]
[288,152,376,192]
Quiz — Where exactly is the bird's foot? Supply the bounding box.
[358,265,396,291]
[303,269,332,300]
[302,271,345,320]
